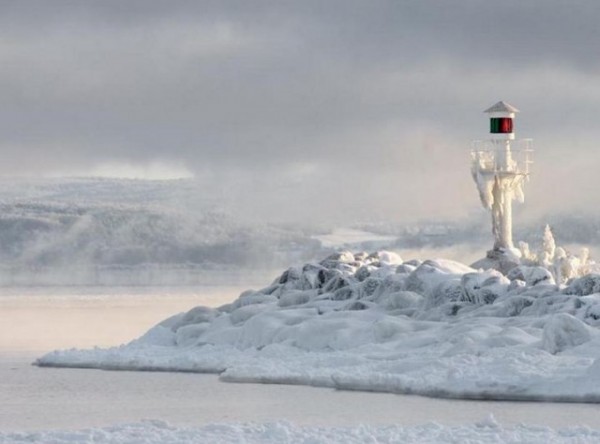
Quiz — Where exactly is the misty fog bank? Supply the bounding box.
[0,178,598,287]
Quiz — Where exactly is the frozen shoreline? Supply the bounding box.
[5,287,600,443]
[5,351,600,435]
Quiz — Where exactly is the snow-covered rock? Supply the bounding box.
[564,274,600,296]
[507,265,555,287]
[542,313,592,354]
[461,270,509,304]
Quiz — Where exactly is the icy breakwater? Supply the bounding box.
[37,251,600,402]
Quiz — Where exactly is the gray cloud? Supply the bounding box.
[2,1,600,223]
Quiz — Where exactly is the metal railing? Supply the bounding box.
[471,139,533,175]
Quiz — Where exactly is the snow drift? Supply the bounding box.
[4,417,600,444]
[37,250,600,402]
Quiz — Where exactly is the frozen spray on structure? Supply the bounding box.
[471,101,533,255]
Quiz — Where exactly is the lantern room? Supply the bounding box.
[490,117,513,134]
[484,101,519,140]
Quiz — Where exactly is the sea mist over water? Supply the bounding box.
[0,178,322,286]
[1,177,599,287]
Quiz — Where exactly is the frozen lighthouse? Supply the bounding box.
[471,101,533,272]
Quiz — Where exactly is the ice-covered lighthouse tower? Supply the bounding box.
[471,101,533,258]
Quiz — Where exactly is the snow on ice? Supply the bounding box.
[3,417,600,444]
[37,241,600,403]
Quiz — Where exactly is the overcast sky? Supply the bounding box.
[2,1,600,223]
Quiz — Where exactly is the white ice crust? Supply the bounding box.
[3,417,600,444]
[37,251,600,403]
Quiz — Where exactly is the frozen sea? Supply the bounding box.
[2,286,600,436]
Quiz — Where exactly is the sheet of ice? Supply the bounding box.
[37,251,600,402]
[312,228,397,249]
[2,418,600,444]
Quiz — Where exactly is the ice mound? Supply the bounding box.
[37,250,600,402]
[472,225,596,283]
[542,313,591,354]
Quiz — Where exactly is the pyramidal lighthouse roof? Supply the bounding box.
[484,101,520,114]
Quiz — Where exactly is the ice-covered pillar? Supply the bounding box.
[472,101,531,254]
[488,102,517,250]
[491,178,513,250]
